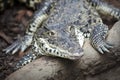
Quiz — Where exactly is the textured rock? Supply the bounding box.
[86,65,120,80]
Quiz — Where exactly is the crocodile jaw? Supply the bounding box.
[34,38,84,60]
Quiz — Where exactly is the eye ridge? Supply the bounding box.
[48,30,56,36]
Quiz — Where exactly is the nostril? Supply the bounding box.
[45,48,48,51]
[68,26,74,32]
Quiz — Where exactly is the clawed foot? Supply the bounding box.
[3,35,33,54]
[91,24,113,54]
[95,40,113,54]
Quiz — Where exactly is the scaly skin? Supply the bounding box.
[3,1,53,53]
[2,0,120,69]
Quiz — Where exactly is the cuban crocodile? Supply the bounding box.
[2,0,120,69]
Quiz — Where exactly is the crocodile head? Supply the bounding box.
[34,0,85,60]
[36,23,84,60]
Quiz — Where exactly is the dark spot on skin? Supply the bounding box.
[78,15,81,19]
[45,48,48,51]
[32,24,36,27]
[88,19,92,24]
[49,49,52,52]
[93,19,96,23]
[57,52,59,54]
[23,63,26,66]
[73,20,80,25]
[41,43,44,46]
[28,27,33,33]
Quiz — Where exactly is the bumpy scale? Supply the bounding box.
[2,0,120,69]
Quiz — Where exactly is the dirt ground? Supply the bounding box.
[0,0,120,80]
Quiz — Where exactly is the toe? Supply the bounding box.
[3,42,18,54]
[105,42,113,48]
[11,45,21,54]
[21,45,27,52]
[97,47,104,54]
[101,44,110,53]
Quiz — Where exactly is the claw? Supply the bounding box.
[97,47,104,54]
[3,41,20,54]
[101,45,110,53]
[21,45,27,52]
[105,42,113,48]
[3,43,17,54]
[3,35,33,55]
[11,45,20,54]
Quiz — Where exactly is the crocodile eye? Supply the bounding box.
[48,30,56,36]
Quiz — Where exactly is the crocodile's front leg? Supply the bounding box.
[87,0,120,19]
[90,24,112,54]
[15,36,83,69]
[3,1,53,54]
[14,51,38,70]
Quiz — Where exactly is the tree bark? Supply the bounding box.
[5,21,120,80]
